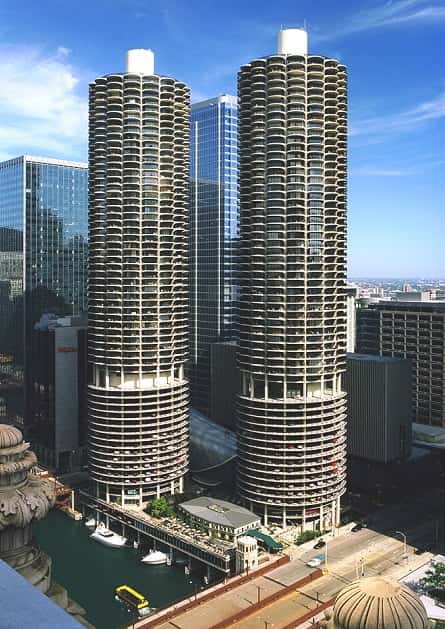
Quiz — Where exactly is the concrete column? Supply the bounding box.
[179,476,184,493]
[320,503,324,531]
[264,504,268,526]
[282,507,286,529]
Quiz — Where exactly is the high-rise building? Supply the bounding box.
[189,95,239,416]
[88,49,190,506]
[346,285,358,352]
[346,353,411,463]
[357,301,445,427]
[237,29,347,528]
[28,313,88,472]
[0,155,88,428]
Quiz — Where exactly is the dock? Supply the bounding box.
[78,491,236,577]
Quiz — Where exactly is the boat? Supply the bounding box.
[115,585,152,617]
[133,540,139,549]
[141,550,168,565]
[85,517,96,528]
[90,523,127,548]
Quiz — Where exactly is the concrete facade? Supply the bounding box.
[236,29,347,529]
[345,353,412,463]
[357,301,445,427]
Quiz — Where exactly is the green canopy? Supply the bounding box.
[245,529,283,551]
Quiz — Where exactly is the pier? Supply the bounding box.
[78,491,235,576]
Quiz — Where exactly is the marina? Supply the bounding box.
[33,509,203,629]
[79,491,236,578]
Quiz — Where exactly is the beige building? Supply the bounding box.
[88,49,190,507]
[237,28,347,530]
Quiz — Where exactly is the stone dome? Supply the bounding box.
[332,577,430,628]
[0,425,23,449]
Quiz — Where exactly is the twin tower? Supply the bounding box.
[88,30,347,531]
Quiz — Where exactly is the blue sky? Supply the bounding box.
[0,0,443,277]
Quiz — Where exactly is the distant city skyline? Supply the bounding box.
[0,0,443,277]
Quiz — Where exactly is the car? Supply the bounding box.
[351,523,363,532]
[307,554,325,568]
[414,547,424,555]
[314,539,326,549]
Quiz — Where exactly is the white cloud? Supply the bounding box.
[0,44,88,162]
[315,0,445,41]
[352,167,409,176]
[350,88,445,138]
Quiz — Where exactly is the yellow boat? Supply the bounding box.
[115,585,151,616]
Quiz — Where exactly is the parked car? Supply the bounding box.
[307,554,325,568]
[314,539,326,549]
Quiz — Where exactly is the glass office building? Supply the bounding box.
[0,155,88,429]
[190,95,239,416]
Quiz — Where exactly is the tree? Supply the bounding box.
[296,530,321,545]
[146,497,174,518]
[421,561,445,602]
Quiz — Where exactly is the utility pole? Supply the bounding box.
[257,585,262,604]
[395,530,407,561]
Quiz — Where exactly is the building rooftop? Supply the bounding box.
[0,155,87,169]
[191,94,237,109]
[179,496,260,529]
[347,352,406,363]
[0,560,82,628]
[328,576,429,628]
[370,300,445,311]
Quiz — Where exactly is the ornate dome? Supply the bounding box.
[0,425,23,449]
[331,577,430,629]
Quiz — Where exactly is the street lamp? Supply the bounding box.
[395,530,407,560]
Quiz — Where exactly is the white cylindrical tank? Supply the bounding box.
[278,28,308,55]
[126,49,155,75]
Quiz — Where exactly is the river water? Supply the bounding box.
[33,509,203,629]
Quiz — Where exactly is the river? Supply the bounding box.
[34,509,203,629]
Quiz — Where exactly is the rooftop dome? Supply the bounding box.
[332,577,430,629]
[0,424,23,449]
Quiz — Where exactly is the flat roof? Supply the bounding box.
[370,301,445,311]
[179,496,260,529]
[0,155,87,169]
[0,560,82,628]
[191,94,237,109]
[347,352,405,363]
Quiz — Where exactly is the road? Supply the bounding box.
[152,520,435,629]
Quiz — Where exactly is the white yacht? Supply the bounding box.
[90,523,127,548]
[84,517,96,529]
[141,550,168,565]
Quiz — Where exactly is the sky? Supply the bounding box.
[0,0,443,278]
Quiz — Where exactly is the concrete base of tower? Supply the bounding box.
[95,475,186,509]
[245,495,343,533]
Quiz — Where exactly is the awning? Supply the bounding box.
[245,529,283,551]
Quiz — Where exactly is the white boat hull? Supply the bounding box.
[141,550,168,565]
[90,528,127,548]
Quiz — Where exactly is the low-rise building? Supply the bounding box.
[178,496,260,541]
[236,536,258,574]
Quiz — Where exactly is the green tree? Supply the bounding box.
[421,561,445,602]
[296,530,320,545]
[147,497,174,518]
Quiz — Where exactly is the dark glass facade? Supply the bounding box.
[0,156,88,430]
[189,95,239,415]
